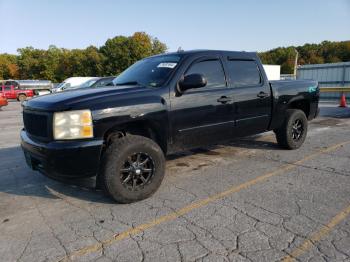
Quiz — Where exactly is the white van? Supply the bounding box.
[53,77,97,92]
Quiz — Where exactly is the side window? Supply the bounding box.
[96,80,108,87]
[186,59,226,89]
[226,60,261,87]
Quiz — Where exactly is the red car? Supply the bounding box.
[0,85,34,101]
[0,95,8,108]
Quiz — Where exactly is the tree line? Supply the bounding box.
[0,32,167,82]
[259,40,350,74]
[0,36,349,81]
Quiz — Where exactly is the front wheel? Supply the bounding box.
[100,135,165,203]
[274,109,308,150]
[17,94,27,102]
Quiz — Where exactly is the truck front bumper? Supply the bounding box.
[21,130,104,179]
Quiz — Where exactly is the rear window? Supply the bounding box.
[226,60,261,87]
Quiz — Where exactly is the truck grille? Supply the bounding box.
[23,111,49,138]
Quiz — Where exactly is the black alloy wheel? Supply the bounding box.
[120,152,155,191]
[291,119,304,141]
[274,109,308,150]
[100,135,165,203]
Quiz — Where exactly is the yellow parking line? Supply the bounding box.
[282,204,350,262]
[59,141,350,262]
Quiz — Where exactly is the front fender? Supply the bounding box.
[91,98,169,143]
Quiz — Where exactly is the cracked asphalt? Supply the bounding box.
[0,101,350,262]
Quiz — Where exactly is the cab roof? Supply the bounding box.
[151,49,259,60]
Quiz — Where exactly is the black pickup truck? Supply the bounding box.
[21,50,319,203]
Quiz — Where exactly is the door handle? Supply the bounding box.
[257,91,269,98]
[217,96,232,104]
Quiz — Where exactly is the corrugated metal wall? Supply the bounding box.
[297,62,350,99]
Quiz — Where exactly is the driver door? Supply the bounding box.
[3,86,12,99]
[169,56,235,150]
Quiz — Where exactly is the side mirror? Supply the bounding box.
[178,73,207,92]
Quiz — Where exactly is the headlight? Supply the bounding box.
[53,110,93,140]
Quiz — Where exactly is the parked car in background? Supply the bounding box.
[0,95,8,109]
[90,76,115,88]
[4,80,52,95]
[53,77,97,92]
[69,77,100,90]
[72,77,116,90]
[0,85,34,101]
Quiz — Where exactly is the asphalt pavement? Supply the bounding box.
[0,101,349,262]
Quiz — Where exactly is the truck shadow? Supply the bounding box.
[167,133,279,160]
[0,136,280,204]
[0,146,115,204]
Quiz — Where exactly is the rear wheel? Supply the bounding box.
[100,135,165,203]
[274,109,308,149]
[17,94,27,102]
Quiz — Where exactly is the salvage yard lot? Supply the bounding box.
[0,101,349,262]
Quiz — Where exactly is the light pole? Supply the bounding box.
[294,49,299,79]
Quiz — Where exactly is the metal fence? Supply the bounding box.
[297,62,350,99]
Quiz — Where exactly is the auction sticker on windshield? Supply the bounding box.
[157,62,177,68]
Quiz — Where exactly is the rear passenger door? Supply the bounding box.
[225,59,271,136]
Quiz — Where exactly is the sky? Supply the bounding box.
[0,0,349,54]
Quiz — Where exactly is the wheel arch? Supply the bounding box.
[103,120,168,155]
[287,98,310,119]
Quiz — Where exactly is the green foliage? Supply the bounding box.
[100,36,131,75]
[1,36,348,80]
[259,40,350,74]
[55,46,105,81]
[100,32,167,75]
[0,32,167,82]
[0,53,19,79]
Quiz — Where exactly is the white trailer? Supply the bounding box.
[263,65,280,80]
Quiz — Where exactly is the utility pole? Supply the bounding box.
[294,49,299,79]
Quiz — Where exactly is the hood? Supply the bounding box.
[24,86,147,111]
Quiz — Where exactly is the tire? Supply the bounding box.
[100,135,165,203]
[17,94,27,102]
[274,109,308,150]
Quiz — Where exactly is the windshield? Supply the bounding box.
[113,55,182,87]
[92,78,115,87]
[56,82,67,89]
[76,79,98,89]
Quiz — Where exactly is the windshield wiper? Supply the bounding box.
[115,81,141,86]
